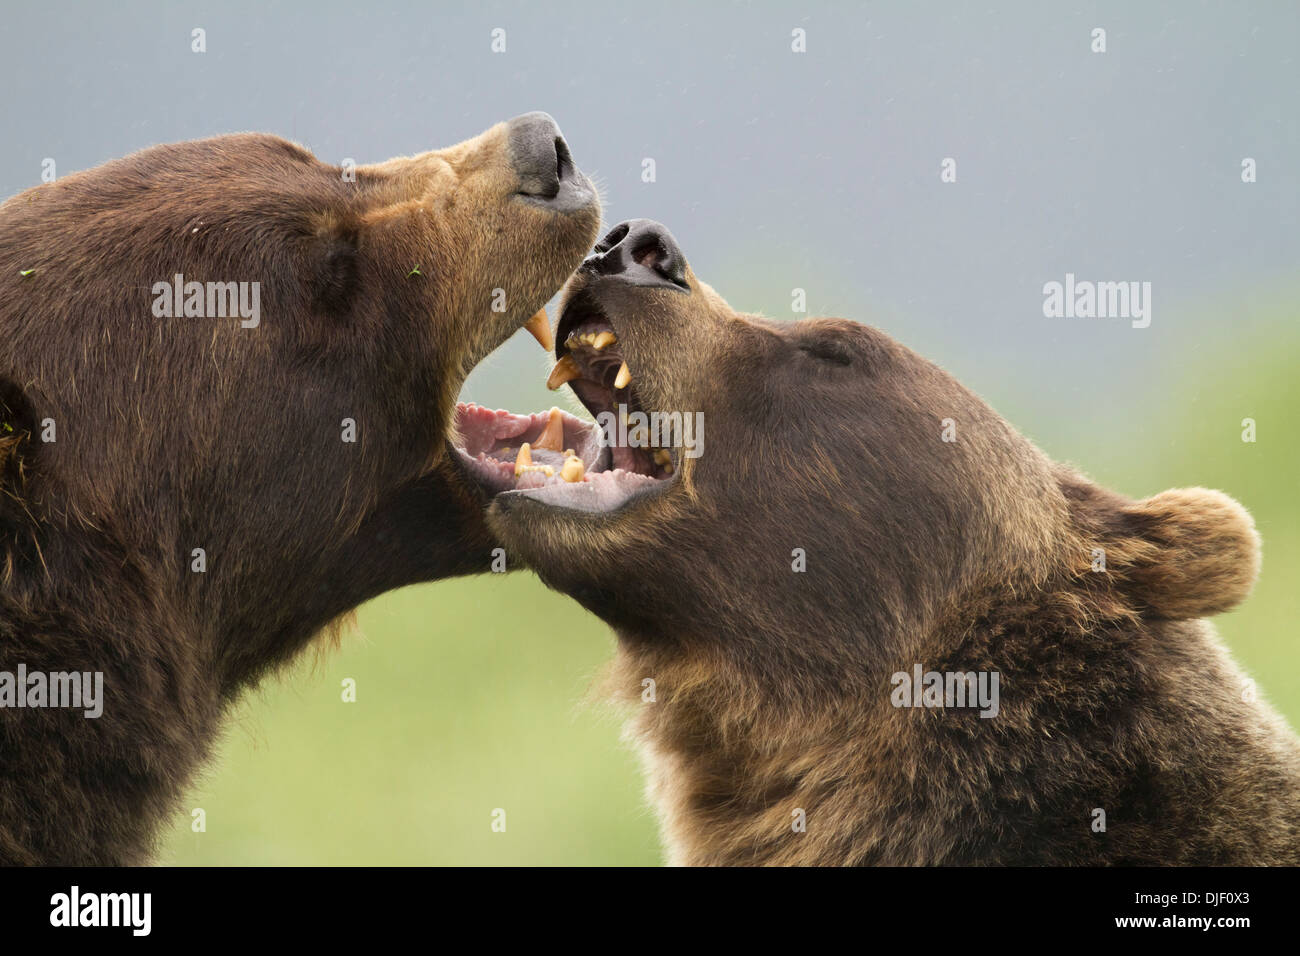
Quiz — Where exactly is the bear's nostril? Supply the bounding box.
[630,234,688,289]
[554,137,573,182]
[595,223,630,254]
[632,238,666,270]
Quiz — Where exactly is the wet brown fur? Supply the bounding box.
[0,125,601,864]
[490,263,1300,866]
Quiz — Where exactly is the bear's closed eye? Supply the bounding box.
[799,339,854,366]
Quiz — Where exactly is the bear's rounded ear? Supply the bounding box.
[1119,487,1260,619]
[310,220,361,319]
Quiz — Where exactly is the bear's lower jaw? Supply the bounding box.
[449,402,672,514]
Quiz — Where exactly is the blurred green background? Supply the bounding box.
[161,292,1300,866]
[163,573,663,865]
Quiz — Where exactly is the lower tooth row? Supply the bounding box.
[513,440,585,483]
[513,442,536,476]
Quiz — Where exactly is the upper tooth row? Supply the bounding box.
[565,330,618,351]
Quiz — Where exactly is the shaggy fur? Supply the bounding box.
[0,123,601,864]
[489,222,1300,866]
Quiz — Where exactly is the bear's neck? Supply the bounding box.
[204,459,495,692]
[0,457,495,864]
[607,637,928,865]
[610,616,1300,866]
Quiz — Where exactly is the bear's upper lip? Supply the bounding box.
[450,282,677,514]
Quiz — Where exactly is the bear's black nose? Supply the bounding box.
[507,112,594,213]
[508,111,575,200]
[582,219,689,292]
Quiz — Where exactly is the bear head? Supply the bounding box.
[0,113,601,687]
[477,220,1261,686]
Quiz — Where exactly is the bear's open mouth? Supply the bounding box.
[451,288,676,513]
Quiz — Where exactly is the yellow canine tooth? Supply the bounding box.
[563,448,575,458]
[560,456,585,483]
[523,308,553,352]
[614,361,632,389]
[546,355,580,391]
[533,407,565,451]
[653,449,672,466]
[592,331,617,350]
[513,442,533,477]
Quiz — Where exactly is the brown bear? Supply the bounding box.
[0,113,601,864]
[466,219,1300,865]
